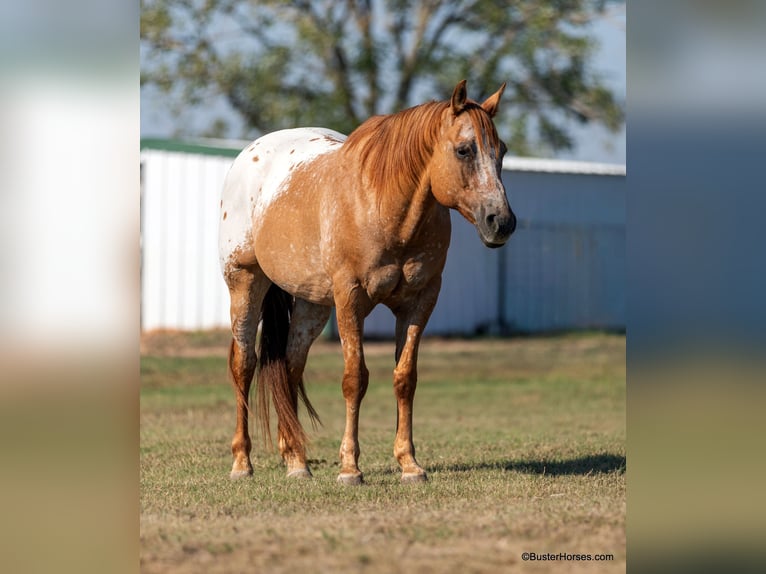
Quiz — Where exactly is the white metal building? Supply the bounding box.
[140,138,625,336]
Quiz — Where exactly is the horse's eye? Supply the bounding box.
[455,144,473,160]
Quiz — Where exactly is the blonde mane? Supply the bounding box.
[342,99,501,199]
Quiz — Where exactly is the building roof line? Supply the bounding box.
[141,138,626,176]
[503,156,626,176]
[140,137,248,158]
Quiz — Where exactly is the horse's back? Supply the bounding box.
[219,128,346,274]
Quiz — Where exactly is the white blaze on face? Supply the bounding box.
[480,132,502,191]
[218,127,345,271]
[458,121,496,189]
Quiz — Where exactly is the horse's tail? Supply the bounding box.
[256,284,321,448]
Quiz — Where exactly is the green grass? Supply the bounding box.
[141,333,625,573]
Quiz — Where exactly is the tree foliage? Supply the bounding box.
[141,0,624,156]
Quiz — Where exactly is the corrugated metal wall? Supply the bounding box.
[141,142,625,335]
[141,149,233,330]
[500,170,625,333]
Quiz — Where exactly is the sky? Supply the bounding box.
[140,4,626,165]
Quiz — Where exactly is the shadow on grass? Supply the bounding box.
[430,453,625,476]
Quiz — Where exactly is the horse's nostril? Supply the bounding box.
[485,210,516,238]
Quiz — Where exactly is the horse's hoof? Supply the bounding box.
[401,471,427,484]
[229,468,253,480]
[337,472,364,486]
[287,468,313,480]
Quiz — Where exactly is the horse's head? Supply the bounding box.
[430,80,516,248]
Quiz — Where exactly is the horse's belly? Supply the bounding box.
[266,261,334,305]
[285,281,334,306]
[252,222,334,304]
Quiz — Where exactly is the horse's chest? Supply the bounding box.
[364,259,431,303]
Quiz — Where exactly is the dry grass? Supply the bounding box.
[141,332,625,573]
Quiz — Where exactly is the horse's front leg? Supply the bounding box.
[393,277,441,483]
[334,282,372,485]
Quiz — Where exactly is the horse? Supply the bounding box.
[219,80,516,485]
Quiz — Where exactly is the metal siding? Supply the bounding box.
[363,305,396,338]
[436,214,499,334]
[179,154,196,328]
[140,150,234,330]
[200,156,233,329]
[501,171,625,332]
[163,153,183,327]
[140,152,164,330]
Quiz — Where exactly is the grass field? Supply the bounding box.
[140,331,625,573]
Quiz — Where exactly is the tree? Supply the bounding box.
[141,0,624,156]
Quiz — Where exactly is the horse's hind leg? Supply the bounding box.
[281,299,331,478]
[226,266,270,479]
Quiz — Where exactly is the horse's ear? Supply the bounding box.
[451,80,468,115]
[481,82,507,118]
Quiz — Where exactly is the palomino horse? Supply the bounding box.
[219,80,516,484]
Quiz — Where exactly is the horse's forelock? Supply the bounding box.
[461,102,501,154]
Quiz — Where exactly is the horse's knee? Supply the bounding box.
[231,315,258,348]
[393,367,416,401]
[342,364,369,399]
[229,339,256,382]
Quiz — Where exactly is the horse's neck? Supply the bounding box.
[341,104,447,246]
[375,170,440,246]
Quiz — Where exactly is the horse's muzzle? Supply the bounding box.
[478,206,516,248]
